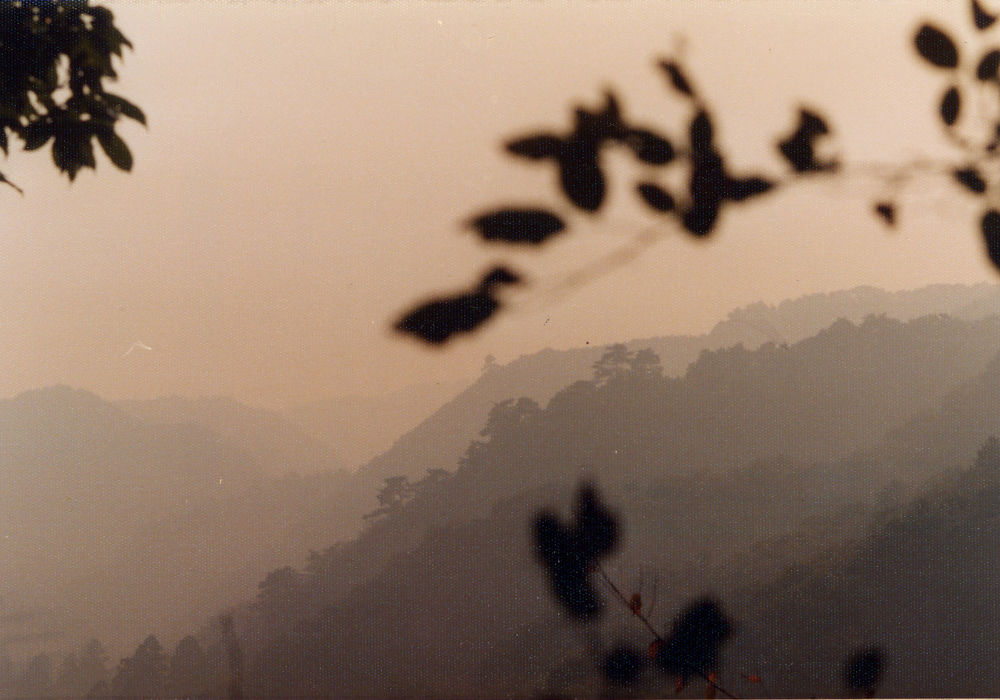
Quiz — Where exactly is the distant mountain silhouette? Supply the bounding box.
[351,284,1000,491]
[872,350,1000,479]
[0,387,360,660]
[116,395,347,476]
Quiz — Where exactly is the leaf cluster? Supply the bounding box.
[909,1,1000,269]
[397,55,836,343]
[0,0,144,186]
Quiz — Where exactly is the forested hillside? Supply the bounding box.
[5,299,1000,697]
[214,313,1000,698]
[352,284,1000,487]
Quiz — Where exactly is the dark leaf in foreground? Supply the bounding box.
[97,130,133,172]
[559,137,605,211]
[954,166,988,193]
[915,24,960,68]
[574,485,618,559]
[683,200,721,237]
[506,133,563,160]
[533,484,618,619]
[976,48,1000,80]
[685,150,726,236]
[21,122,53,151]
[636,182,675,212]
[103,93,147,126]
[844,648,884,697]
[689,110,714,152]
[778,109,836,172]
[469,208,565,244]
[973,0,998,30]
[52,133,96,181]
[982,208,1000,269]
[574,92,628,143]
[655,599,732,687]
[394,267,520,344]
[603,645,645,686]
[940,86,961,125]
[625,128,674,164]
[724,175,774,201]
[480,266,521,285]
[874,202,896,226]
[658,60,696,96]
[534,512,601,619]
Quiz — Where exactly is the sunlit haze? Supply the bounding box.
[2,1,995,408]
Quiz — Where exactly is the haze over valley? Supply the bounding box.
[4,284,1000,697]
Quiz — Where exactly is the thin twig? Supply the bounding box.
[595,563,739,699]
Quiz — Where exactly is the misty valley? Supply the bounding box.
[4,283,1000,698]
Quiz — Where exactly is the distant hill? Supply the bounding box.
[0,387,364,660]
[873,349,1000,479]
[116,395,346,476]
[352,284,1000,487]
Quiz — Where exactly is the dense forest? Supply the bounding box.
[3,285,1000,697]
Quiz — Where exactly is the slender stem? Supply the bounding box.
[595,563,739,699]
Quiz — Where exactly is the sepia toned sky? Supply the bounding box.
[1,0,997,409]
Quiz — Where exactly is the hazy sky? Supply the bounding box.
[2,0,997,408]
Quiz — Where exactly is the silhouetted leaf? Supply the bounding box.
[973,0,998,30]
[954,166,988,193]
[724,175,774,201]
[940,86,961,125]
[480,266,521,285]
[683,202,722,238]
[102,93,146,126]
[96,130,133,171]
[798,110,831,137]
[506,133,563,160]
[52,133,95,181]
[559,138,605,211]
[655,599,732,687]
[469,208,565,244]
[689,110,714,152]
[874,202,896,226]
[636,182,675,212]
[21,122,53,151]
[982,208,1000,269]
[624,128,674,165]
[977,49,1000,79]
[0,128,6,155]
[533,484,618,619]
[844,648,884,697]
[778,109,836,172]
[658,60,695,97]
[685,150,726,235]
[915,24,960,68]
[574,485,617,559]
[394,267,520,344]
[603,646,645,686]
[574,93,628,143]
